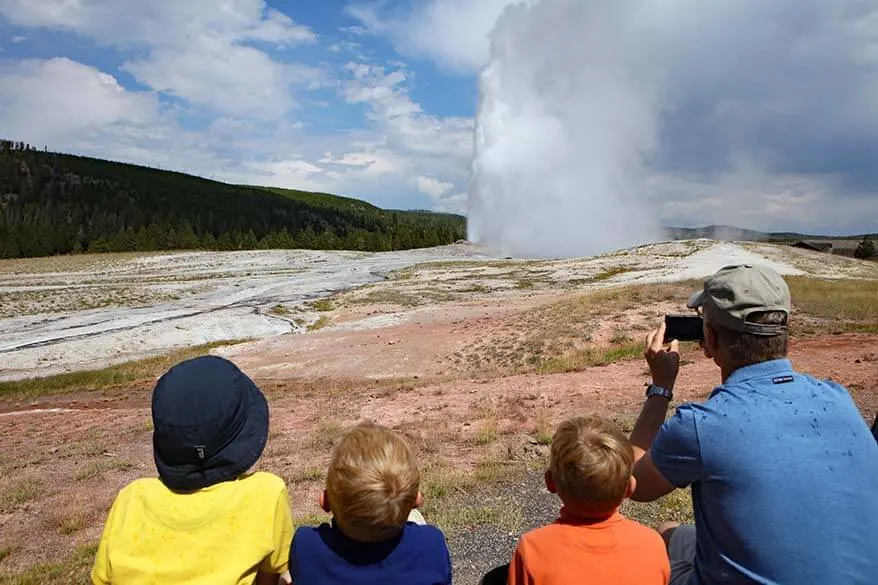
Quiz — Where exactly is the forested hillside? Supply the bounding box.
[0,140,466,259]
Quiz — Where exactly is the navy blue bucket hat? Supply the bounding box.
[152,355,269,491]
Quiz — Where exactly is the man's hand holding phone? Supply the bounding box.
[645,321,681,390]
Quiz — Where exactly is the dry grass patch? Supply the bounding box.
[456,281,695,374]
[0,339,253,402]
[533,403,554,445]
[307,421,346,450]
[424,501,525,536]
[0,542,97,585]
[0,547,14,563]
[289,467,324,484]
[308,298,334,312]
[593,266,632,281]
[473,422,500,446]
[72,458,134,482]
[0,476,42,514]
[48,500,92,536]
[538,341,643,374]
[292,512,331,529]
[786,277,878,333]
[307,315,332,331]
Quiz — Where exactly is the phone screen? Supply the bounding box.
[664,314,704,342]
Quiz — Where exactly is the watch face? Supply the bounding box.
[648,385,671,399]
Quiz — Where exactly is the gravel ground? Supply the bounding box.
[445,468,560,585]
[441,463,688,584]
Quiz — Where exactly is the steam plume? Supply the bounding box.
[467,0,663,258]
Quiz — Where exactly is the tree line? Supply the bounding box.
[0,140,466,259]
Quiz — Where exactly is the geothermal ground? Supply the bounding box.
[1,240,876,583]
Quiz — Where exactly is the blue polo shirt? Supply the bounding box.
[652,359,878,584]
[289,521,452,585]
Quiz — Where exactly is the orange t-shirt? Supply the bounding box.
[508,509,670,585]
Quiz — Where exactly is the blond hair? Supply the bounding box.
[550,415,634,509]
[326,422,420,543]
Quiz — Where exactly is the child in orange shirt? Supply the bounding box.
[507,415,670,585]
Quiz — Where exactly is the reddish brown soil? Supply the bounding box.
[1,294,875,576]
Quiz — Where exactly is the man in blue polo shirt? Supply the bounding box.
[627,264,878,584]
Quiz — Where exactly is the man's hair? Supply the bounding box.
[550,415,633,510]
[326,422,420,543]
[711,310,789,366]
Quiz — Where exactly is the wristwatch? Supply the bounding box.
[645,383,673,401]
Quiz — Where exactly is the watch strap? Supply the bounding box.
[645,383,673,401]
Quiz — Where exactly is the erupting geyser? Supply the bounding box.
[467,0,663,258]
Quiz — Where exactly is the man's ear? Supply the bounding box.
[703,322,718,359]
[544,469,557,494]
[319,490,331,513]
[625,475,637,500]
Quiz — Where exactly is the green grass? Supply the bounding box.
[0,339,253,402]
[0,543,97,585]
[0,477,42,514]
[72,459,134,482]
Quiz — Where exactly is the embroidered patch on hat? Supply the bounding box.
[772,376,794,384]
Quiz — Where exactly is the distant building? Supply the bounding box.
[791,240,860,257]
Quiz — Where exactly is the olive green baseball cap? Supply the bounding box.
[687,264,791,336]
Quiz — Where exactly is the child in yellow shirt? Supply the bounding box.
[91,355,293,585]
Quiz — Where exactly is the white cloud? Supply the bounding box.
[415,176,454,199]
[347,0,531,73]
[0,0,315,48]
[0,0,317,118]
[342,62,474,162]
[0,58,161,146]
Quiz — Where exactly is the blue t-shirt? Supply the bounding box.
[652,359,878,585]
[289,521,452,585]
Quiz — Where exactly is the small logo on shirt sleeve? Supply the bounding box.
[772,375,794,384]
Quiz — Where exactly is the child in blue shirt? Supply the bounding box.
[289,422,452,584]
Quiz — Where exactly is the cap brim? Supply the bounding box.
[686,290,704,309]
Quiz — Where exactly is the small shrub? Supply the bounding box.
[309,299,334,312]
[473,422,499,446]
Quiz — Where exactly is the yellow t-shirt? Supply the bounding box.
[91,471,293,585]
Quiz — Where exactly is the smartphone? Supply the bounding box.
[664,314,704,343]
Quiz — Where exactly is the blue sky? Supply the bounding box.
[0,0,876,234]
[0,0,480,213]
